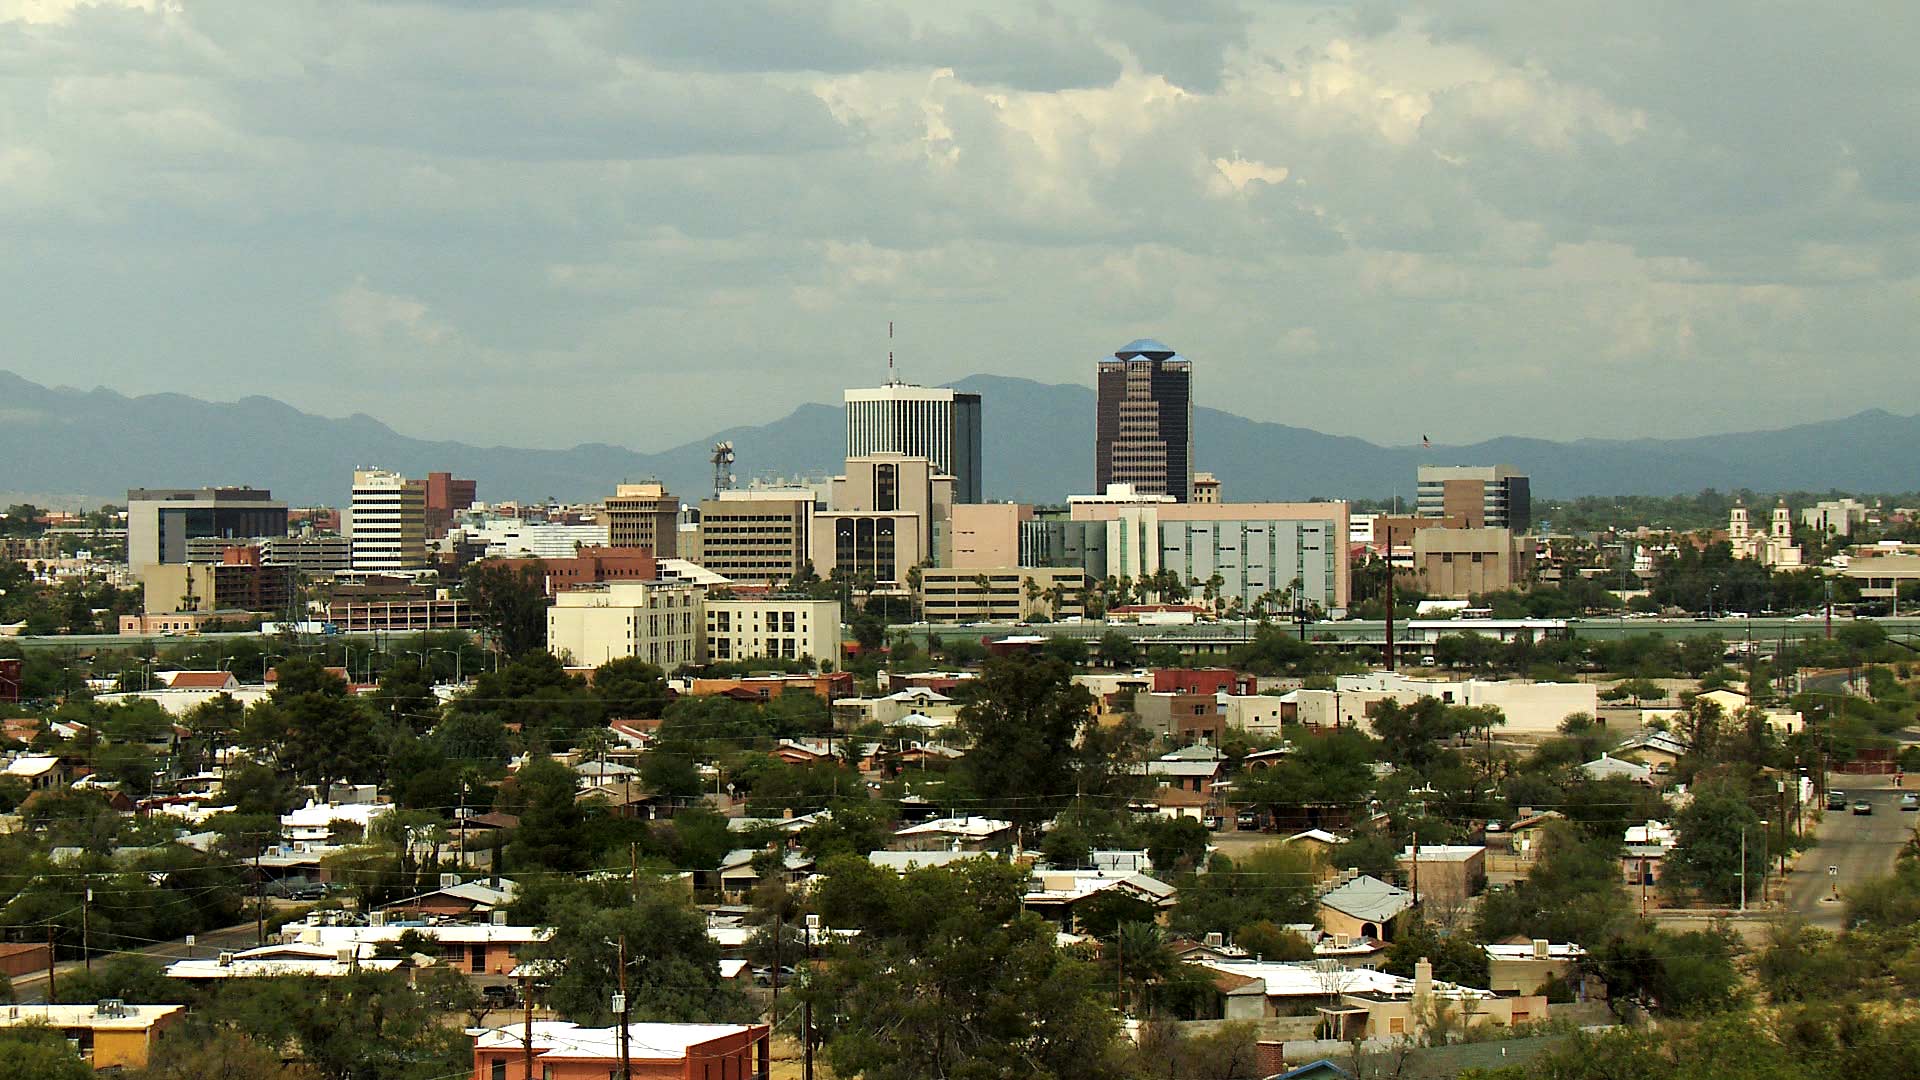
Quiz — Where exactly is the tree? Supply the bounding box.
[1098,631,1140,669]
[803,857,1124,1080]
[593,656,670,719]
[519,879,747,1024]
[1475,823,1630,946]
[509,756,587,872]
[1168,845,1320,938]
[1669,777,1766,905]
[955,655,1097,830]
[1585,926,1742,1019]
[262,660,375,788]
[53,955,172,1004]
[134,1029,315,1080]
[1383,917,1489,988]
[461,559,550,658]
[0,1027,94,1080]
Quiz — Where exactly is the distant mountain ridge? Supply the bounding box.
[0,368,1911,507]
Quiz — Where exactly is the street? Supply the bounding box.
[1787,774,1914,930]
[8,919,267,1004]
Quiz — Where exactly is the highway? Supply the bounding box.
[1788,774,1914,930]
[7,919,266,1004]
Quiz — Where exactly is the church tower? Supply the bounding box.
[1729,502,1750,542]
[1772,500,1793,541]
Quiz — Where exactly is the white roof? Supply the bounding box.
[1485,943,1587,960]
[1024,869,1177,904]
[471,1021,760,1061]
[2,755,60,778]
[1581,754,1652,781]
[281,800,393,829]
[1192,959,1493,1001]
[167,943,405,980]
[1399,845,1484,861]
[867,849,980,871]
[894,816,1011,839]
[294,925,549,947]
[1285,829,1346,845]
[0,1004,187,1031]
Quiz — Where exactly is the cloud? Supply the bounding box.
[0,0,1913,454]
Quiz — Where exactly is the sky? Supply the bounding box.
[2,0,1916,452]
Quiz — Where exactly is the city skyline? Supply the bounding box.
[2,3,1914,451]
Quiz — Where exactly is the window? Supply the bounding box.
[1389,1017,1405,1035]
[491,1059,508,1080]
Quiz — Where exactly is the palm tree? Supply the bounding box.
[1114,921,1173,1015]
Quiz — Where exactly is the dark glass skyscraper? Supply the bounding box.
[1095,339,1192,501]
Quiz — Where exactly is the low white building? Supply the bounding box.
[281,799,393,844]
[705,598,842,666]
[1292,672,1597,734]
[546,580,705,670]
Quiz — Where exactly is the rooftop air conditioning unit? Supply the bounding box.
[217,952,234,967]
[337,949,356,965]
[440,873,461,889]
[1203,932,1224,948]
[491,910,508,926]
[1532,939,1551,960]
[95,999,125,1018]
[369,912,386,928]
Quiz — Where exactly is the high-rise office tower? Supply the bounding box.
[1415,465,1531,533]
[1096,339,1192,502]
[844,384,982,503]
[349,468,429,572]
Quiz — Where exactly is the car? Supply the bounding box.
[1235,810,1261,830]
[1202,814,1224,831]
[290,885,329,901]
[1854,800,1873,816]
[1828,791,1848,811]
[1902,794,1919,811]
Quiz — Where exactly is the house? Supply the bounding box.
[1263,1060,1354,1080]
[280,799,393,844]
[1022,868,1177,931]
[287,923,548,980]
[1580,754,1653,785]
[572,759,640,790]
[2,754,68,792]
[468,1021,770,1080]
[832,687,964,728]
[891,816,1014,853]
[380,877,518,920]
[1135,747,1225,796]
[1397,845,1487,905]
[1623,821,1675,887]
[1316,872,1414,942]
[715,849,815,898]
[1613,730,1687,768]
[0,941,51,978]
[1136,784,1212,821]
[165,942,406,980]
[1484,940,1598,998]
[0,1002,187,1071]
[159,670,240,691]
[1188,957,1548,1039]
[867,849,982,872]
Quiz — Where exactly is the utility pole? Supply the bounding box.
[617,936,632,1080]
[1739,826,1748,913]
[254,844,265,945]
[81,886,91,972]
[521,974,535,1080]
[46,923,55,1002]
[1410,830,1419,905]
[1384,566,1397,672]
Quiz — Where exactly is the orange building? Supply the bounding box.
[688,673,853,702]
[471,1021,769,1080]
[537,546,661,593]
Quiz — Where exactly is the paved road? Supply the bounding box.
[1788,774,1914,930]
[8,919,266,1003]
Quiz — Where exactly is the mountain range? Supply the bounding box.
[0,368,1912,507]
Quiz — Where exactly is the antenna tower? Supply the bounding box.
[711,442,736,499]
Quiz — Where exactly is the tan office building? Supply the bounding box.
[810,454,954,587]
[950,503,1031,569]
[1411,527,1529,598]
[693,492,814,584]
[918,566,1087,623]
[603,482,680,558]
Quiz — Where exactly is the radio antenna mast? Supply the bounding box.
[887,321,895,384]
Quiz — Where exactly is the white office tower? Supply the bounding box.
[845,384,982,504]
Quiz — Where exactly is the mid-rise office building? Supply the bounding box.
[845,384,983,503]
[126,487,287,568]
[140,545,295,616]
[705,597,842,664]
[425,472,477,539]
[546,580,705,669]
[1410,527,1532,598]
[1416,466,1531,533]
[692,491,816,585]
[918,566,1087,623]
[603,482,680,558]
[1096,339,1193,502]
[809,455,955,587]
[349,469,429,572]
[1020,497,1350,613]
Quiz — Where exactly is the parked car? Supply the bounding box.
[1901,793,1918,811]
[1828,790,1848,811]
[1854,800,1873,816]
[1202,814,1224,831]
[1235,810,1261,830]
